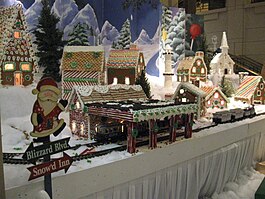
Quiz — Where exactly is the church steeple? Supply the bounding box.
[221,32,229,54]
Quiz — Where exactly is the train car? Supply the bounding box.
[230,108,244,121]
[94,123,127,142]
[243,106,256,118]
[212,111,232,124]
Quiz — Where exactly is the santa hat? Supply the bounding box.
[32,77,60,95]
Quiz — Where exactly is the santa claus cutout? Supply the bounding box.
[30,77,68,141]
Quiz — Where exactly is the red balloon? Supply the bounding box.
[190,24,202,39]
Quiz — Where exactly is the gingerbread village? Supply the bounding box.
[1,1,265,198]
[1,1,265,158]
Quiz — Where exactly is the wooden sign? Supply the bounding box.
[27,152,73,181]
[22,137,71,164]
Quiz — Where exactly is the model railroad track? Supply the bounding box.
[3,112,265,165]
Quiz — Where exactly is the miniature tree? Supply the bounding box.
[161,6,172,32]
[114,19,131,49]
[67,23,90,46]
[33,0,64,82]
[220,76,235,97]
[165,10,193,67]
[135,69,151,98]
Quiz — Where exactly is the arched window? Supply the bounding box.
[76,101,80,109]
[71,121,76,132]
[125,77,130,85]
[178,76,182,81]
[214,92,219,99]
[112,77,118,85]
[80,122,84,136]
[192,67,196,73]
[201,67,205,74]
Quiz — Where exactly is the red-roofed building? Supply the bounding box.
[106,45,145,85]
[234,76,265,104]
[201,86,229,109]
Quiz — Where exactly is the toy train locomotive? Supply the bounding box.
[212,106,256,124]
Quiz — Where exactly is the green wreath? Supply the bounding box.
[132,129,138,138]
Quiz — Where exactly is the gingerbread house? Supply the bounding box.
[67,84,147,139]
[0,4,36,86]
[234,76,265,104]
[177,51,207,87]
[200,86,229,109]
[61,46,104,100]
[172,82,207,118]
[106,45,145,85]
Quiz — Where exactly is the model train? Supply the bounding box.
[94,120,171,143]
[212,106,256,124]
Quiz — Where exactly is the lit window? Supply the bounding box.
[192,67,196,73]
[260,83,264,89]
[178,76,182,81]
[20,63,31,71]
[182,98,187,102]
[76,101,80,109]
[125,77,130,85]
[257,90,261,96]
[214,92,219,99]
[14,31,21,39]
[201,68,205,74]
[221,100,225,105]
[4,63,15,71]
[184,76,187,82]
[72,121,76,132]
[112,77,118,85]
[180,89,185,94]
[80,123,84,135]
[196,60,201,66]
[207,100,211,105]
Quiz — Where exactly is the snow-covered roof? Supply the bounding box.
[234,76,263,100]
[172,82,207,99]
[61,46,104,71]
[210,52,235,65]
[177,52,206,71]
[200,86,229,102]
[63,45,104,52]
[106,49,141,69]
[68,84,147,109]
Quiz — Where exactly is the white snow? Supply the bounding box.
[211,168,264,199]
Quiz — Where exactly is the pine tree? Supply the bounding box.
[122,0,158,10]
[165,9,194,67]
[135,69,151,98]
[220,76,235,97]
[115,19,131,49]
[33,0,64,82]
[161,6,172,32]
[67,23,90,46]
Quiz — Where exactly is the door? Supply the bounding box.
[14,72,22,85]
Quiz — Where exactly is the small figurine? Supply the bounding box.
[30,77,68,142]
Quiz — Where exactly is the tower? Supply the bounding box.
[163,45,174,88]
[220,32,229,55]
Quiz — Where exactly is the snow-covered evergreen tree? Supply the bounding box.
[161,6,172,32]
[220,76,235,97]
[67,23,90,46]
[165,9,194,67]
[115,19,131,49]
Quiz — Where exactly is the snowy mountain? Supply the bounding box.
[152,23,161,43]
[63,3,99,41]
[0,0,25,10]
[24,0,43,32]
[51,0,78,31]
[134,29,153,45]
[99,20,119,45]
